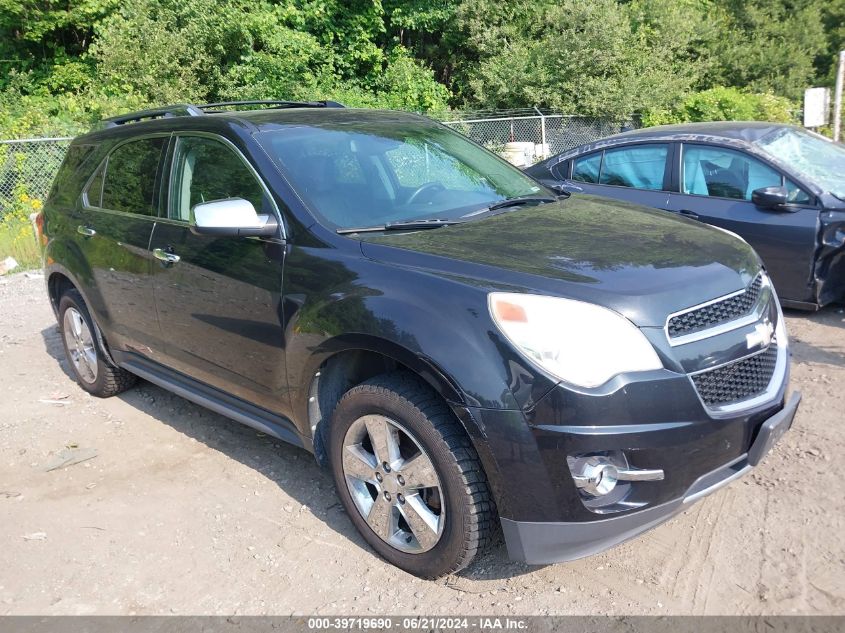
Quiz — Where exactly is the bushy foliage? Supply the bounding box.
[642,87,796,126]
[0,185,42,271]
[456,0,700,117]
[0,0,841,138]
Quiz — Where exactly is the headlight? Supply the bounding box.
[488,293,663,388]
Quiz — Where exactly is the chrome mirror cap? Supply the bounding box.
[191,198,278,237]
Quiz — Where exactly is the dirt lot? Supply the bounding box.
[0,271,843,616]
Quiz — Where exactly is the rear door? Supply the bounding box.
[149,133,288,413]
[665,143,820,304]
[78,135,167,354]
[560,143,673,209]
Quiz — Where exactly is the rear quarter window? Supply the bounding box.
[571,153,601,183]
[47,144,97,205]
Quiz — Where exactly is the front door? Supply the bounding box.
[665,143,820,304]
[149,134,289,414]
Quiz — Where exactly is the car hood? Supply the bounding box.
[357,194,761,328]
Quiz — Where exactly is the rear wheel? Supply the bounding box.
[58,290,136,398]
[329,372,496,578]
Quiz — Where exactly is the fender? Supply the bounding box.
[295,332,508,498]
[44,238,107,324]
[296,332,467,411]
[43,258,119,368]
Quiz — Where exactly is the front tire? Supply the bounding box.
[329,372,496,578]
[58,289,136,398]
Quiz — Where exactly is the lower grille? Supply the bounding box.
[691,344,778,407]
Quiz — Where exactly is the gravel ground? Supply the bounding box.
[0,271,843,616]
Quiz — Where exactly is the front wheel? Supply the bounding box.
[329,372,496,578]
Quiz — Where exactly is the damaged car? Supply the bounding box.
[526,122,845,310]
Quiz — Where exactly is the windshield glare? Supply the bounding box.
[256,121,544,229]
[755,127,845,199]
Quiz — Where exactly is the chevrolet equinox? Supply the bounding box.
[40,101,801,578]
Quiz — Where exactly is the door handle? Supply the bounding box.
[679,209,699,220]
[153,248,181,265]
[77,225,96,237]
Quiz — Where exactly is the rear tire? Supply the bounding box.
[58,289,136,398]
[328,372,496,578]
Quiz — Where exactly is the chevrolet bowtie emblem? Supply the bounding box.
[746,320,775,349]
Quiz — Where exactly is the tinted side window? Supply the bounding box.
[599,144,668,190]
[682,145,780,201]
[571,153,601,183]
[47,144,96,204]
[170,136,268,222]
[785,178,812,205]
[83,162,105,207]
[101,138,166,216]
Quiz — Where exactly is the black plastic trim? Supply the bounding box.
[114,350,307,450]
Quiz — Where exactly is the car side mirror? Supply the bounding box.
[191,198,279,237]
[751,186,789,211]
[549,181,581,195]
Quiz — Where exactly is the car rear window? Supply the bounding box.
[101,137,166,216]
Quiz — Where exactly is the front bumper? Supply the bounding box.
[500,391,801,564]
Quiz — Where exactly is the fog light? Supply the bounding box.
[568,452,664,498]
[572,456,620,496]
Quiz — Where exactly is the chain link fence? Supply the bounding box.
[0,137,72,215]
[442,114,639,165]
[0,113,638,215]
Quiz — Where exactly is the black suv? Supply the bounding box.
[40,101,801,579]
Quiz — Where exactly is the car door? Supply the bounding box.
[665,143,820,304]
[77,135,167,356]
[557,143,673,209]
[148,133,289,413]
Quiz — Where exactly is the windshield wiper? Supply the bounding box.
[485,195,557,212]
[336,219,464,235]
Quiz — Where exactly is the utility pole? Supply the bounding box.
[834,50,845,142]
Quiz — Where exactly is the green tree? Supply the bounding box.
[454,0,696,117]
[703,0,828,100]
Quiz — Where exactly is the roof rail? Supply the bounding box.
[197,100,346,111]
[95,99,345,130]
[96,104,205,130]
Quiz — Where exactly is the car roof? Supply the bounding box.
[538,121,803,168]
[74,107,432,144]
[608,121,798,143]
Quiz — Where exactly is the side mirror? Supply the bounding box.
[191,198,279,237]
[751,186,789,210]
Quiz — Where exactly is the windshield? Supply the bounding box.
[754,127,845,199]
[256,119,545,229]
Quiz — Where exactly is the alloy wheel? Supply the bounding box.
[341,414,445,553]
[63,307,98,384]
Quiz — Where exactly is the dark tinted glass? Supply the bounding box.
[170,137,268,222]
[599,144,668,190]
[47,144,95,204]
[571,153,601,183]
[84,163,105,207]
[101,138,165,215]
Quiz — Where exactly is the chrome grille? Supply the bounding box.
[668,274,763,338]
[691,343,778,407]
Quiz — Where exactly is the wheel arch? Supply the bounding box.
[297,335,477,468]
[46,266,118,367]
